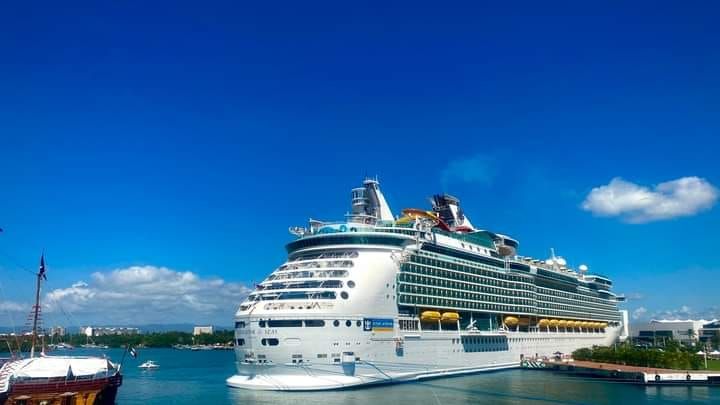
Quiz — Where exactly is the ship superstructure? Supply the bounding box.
[227,179,626,390]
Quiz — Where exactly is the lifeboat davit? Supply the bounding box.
[441,312,459,322]
[421,311,441,322]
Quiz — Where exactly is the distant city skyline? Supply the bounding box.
[2,2,719,325]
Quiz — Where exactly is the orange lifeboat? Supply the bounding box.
[420,311,441,322]
[504,316,519,327]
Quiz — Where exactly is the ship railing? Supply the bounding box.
[10,371,112,385]
[0,360,23,393]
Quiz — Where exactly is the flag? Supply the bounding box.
[128,346,137,359]
[39,254,47,280]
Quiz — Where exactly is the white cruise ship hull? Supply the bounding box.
[227,327,621,391]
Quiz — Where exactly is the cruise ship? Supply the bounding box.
[227,179,628,390]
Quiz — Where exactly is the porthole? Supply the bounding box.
[356,320,362,327]
[341,291,349,299]
[346,320,352,327]
[333,320,340,327]
[348,280,356,288]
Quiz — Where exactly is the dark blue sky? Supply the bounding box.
[1,1,719,324]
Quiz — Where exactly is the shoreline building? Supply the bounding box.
[633,319,713,345]
[700,320,720,346]
[193,326,214,335]
[50,326,66,337]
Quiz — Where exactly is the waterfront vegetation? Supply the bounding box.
[66,330,235,348]
[706,359,720,371]
[64,330,234,348]
[573,342,705,370]
[2,330,235,352]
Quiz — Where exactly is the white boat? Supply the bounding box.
[81,343,109,349]
[48,342,75,350]
[226,178,627,391]
[138,360,159,369]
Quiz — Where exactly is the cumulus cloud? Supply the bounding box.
[441,154,496,187]
[632,305,720,322]
[581,176,718,223]
[43,266,250,325]
[649,305,720,321]
[625,292,645,301]
[0,300,27,313]
[632,306,647,320]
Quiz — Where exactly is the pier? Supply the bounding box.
[523,359,720,385]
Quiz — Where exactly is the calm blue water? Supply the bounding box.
[68,348,719,404]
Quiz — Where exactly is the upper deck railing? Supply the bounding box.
[292,221,610,286]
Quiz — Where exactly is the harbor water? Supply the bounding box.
[77,348,719,404]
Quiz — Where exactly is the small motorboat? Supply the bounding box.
[138,360,159,369]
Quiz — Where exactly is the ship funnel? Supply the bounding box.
[431,194,474,231]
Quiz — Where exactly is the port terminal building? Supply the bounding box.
[633,319,719,345]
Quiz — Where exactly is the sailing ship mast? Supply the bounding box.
[30,254,46,358]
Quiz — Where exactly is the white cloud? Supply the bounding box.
[625,292,645,301]
[649,305,718,321]
[43,266,250,325]
[441,154,495,187]
[581,176,718,223]
[632,305,720,322]
[0,300,27,313]
[632,306,647,320]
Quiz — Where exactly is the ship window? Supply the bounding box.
[261,338,279,346]
[333,320,340,327]
[258,320,266,328]
[341,291,349,299]
[236,339,245,346]
[268,320,302,328]
[348,280,356,288]
[235,321,246,329]
[305,320,326,327]
[346,320,352,327]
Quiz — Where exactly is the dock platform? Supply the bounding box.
[523,359,720,385]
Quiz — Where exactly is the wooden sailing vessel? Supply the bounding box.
[0,255,122,405]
